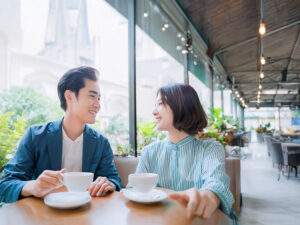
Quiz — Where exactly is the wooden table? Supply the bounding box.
[0,189,230,225]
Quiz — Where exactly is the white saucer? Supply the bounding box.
[122,189,168,204]
[44,191,91,209]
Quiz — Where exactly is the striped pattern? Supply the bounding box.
[136,136,234,216]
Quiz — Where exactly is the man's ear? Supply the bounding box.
[64,90,73,106]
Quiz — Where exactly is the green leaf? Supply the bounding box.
[0,86,63,128]
[0,112,26,173]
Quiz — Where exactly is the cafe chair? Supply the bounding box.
[230,133,244,159]
[264,135,272,157]
[270,138,284,181]
[281,143,300,178]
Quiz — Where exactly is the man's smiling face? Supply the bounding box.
[68,78,101,124]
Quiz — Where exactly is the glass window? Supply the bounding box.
[245,107,277,131]
[223,90,232,116]
[188,51,212,114]
[233,99,238,120]
[189,73,211,114]
[136,0,184,122]
[213,76,222,110]
[244,107,299,132]
[0,0,130,148]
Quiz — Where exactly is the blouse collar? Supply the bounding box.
[165,135,196,148]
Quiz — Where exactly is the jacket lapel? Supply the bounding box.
[82,126,97,172]
[46,118,63,171]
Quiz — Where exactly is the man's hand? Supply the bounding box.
[21,169,67,198]
[168,188,220,220]
[87,176,116,197]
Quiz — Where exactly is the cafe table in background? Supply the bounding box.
[0,188,230,225]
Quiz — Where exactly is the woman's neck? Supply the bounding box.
[62,113,85,141]
[167,127,190,144]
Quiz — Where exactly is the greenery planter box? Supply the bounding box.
[256,132,264,144]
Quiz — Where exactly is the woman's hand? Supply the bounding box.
[87,176,116,197]
[168,188,220,219]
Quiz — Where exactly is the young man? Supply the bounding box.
[0,66,121,203]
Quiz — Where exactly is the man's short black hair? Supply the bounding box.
[57,66,99,111]
[158,83,207,135]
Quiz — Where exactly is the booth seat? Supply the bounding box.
[114,156,241,213]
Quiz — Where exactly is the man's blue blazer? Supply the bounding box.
[0,118,121,203]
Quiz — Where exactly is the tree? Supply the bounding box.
[0,86,63,127]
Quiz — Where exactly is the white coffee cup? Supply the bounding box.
[62,172,94,192]
[128,173,158,193]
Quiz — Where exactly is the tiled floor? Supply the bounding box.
[238,141,300,225]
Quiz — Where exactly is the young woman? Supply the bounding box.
[135,83,236,222]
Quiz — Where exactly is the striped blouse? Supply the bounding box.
[135,135,234,216]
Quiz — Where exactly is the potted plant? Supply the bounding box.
[256,123,271,143]
[198,108,240,149]
[137,121,165,151]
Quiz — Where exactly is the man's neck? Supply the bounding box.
[167,127,190,144]
[62,114,85,141]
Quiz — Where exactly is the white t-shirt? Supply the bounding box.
[61,127,83,172]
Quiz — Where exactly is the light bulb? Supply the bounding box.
[259,23,266,35]
[259,84,262,89]
[235,90,238,95]
[162,27,166,31]
[164,23,169,28]
[143,12,149,18]
[260,56,266,65]
[181,49,188,54]
[260,72,264,79]
[176,45,182,51]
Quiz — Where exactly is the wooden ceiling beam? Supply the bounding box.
[248,101,299,107]
[287,28,300,70]
[225,58,297,77]
[236,82,300,87]
[213,20,300,56]
[231,70,300,73]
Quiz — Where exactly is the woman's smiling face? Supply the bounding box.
[152,93,174,131]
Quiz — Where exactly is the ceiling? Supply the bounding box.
[177,0,300,108]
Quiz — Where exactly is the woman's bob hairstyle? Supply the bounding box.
[157,83,207,135]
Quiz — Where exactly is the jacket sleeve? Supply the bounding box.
[0,127,35,203]
[199,141,234,216]
[94,138,121,191]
